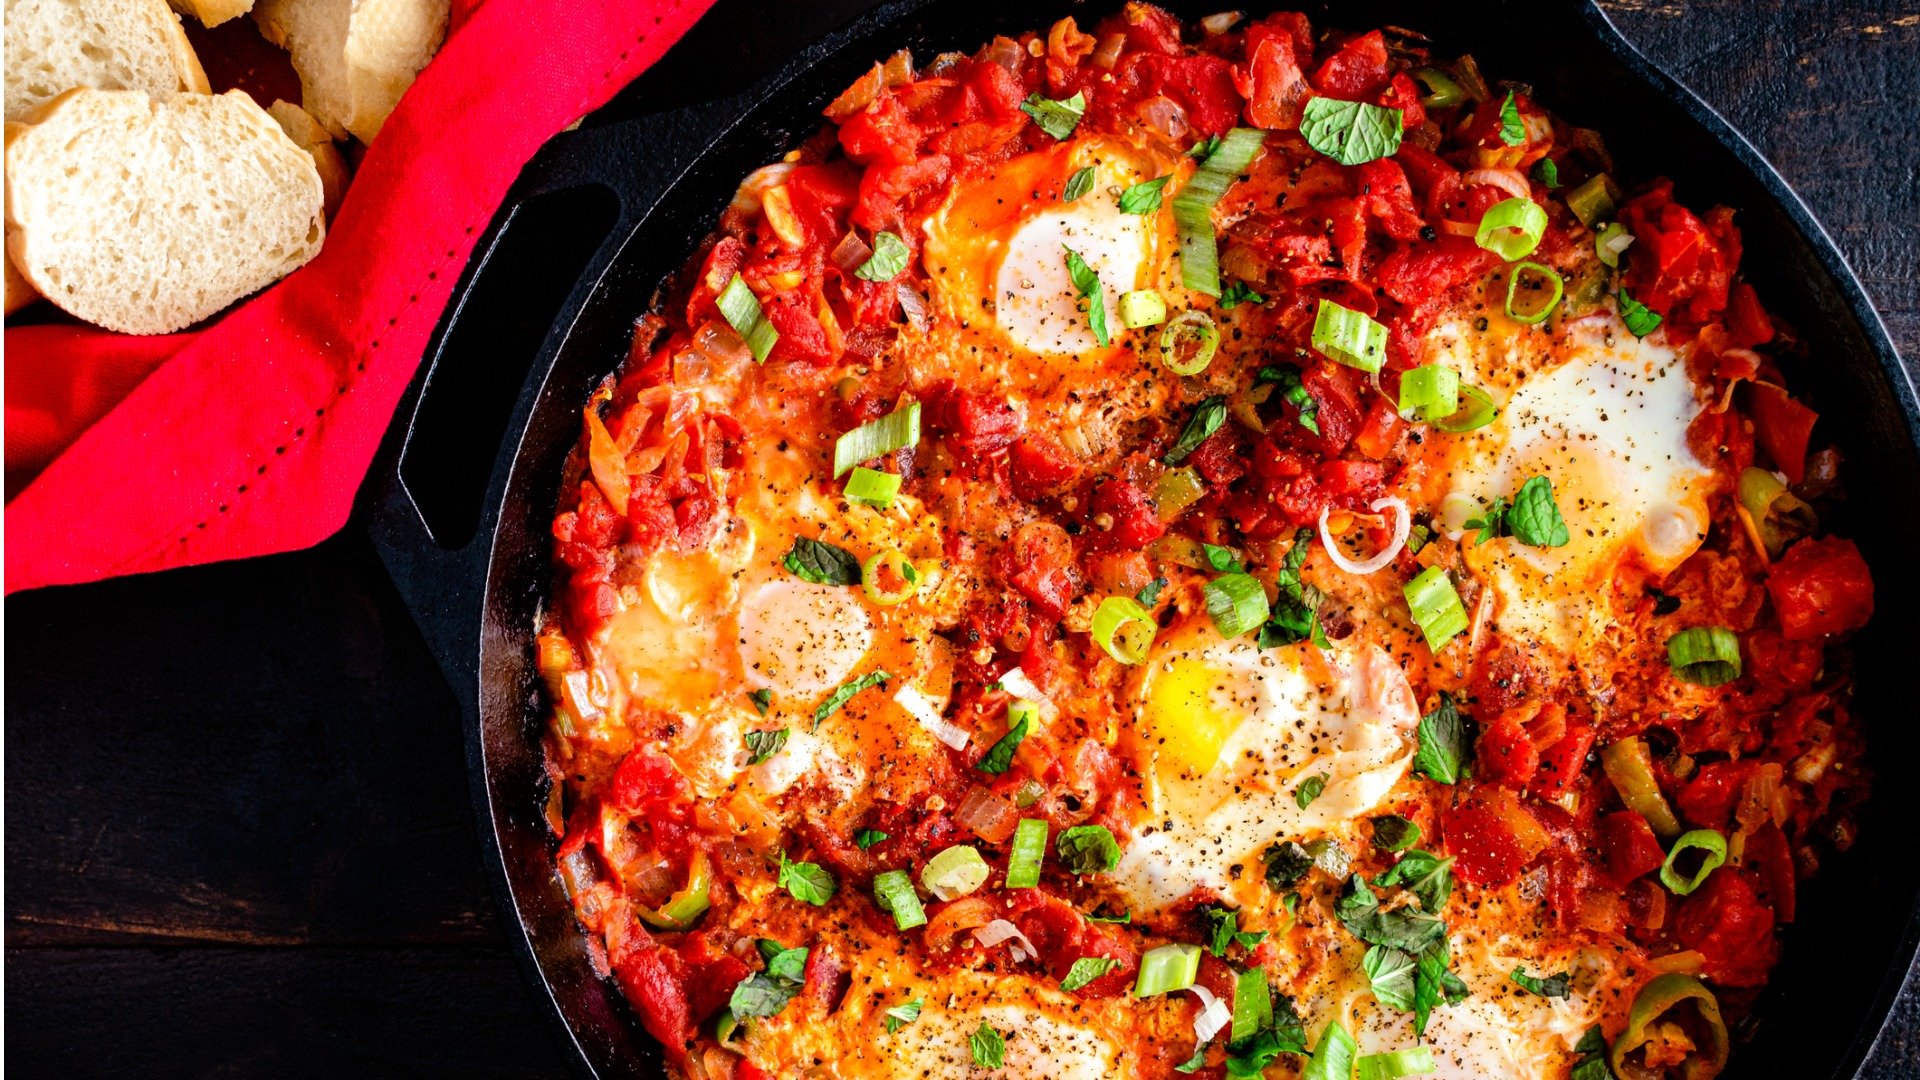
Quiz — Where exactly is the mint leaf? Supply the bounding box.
[1374,849,1455,913]
[975,714,1030,775]
[1056,824,1122,874]
[1060,956,1121,991]
[745,727,788,764]
[1063,245,1110,347]
[1295,773,1329,810]
[1299,97,1403,165]
[854,828,889,849]
[1062,166,1095,202]
[884,997,923,1033]
[1618,287,1663,337]
[1119,176,1170,215]
[970,1021,1007,1068]
[1509,475,1570,547]
[1164,394,1227,464]
[784,536,861,585]
[856,230,910,282]
[777,852,837,906]
[1510,965,1572,999]
[1413,692,1472,784]
[1362,945,1417,1011]
[1499,90,1526,146]
[813,669,890,730]
[1020,92,1086,140]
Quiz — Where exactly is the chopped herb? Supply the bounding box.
[1466,475,1567,547]
[1499,89,1527,146]
[1063,245,1111,347]
[1362,945,1417,1011]
[1060,956,1122,991]
[1056,824,1123,875]
[1334,874,1447,955]
[1202,543,1245,573]
[1020,92,1086,140]
[1224,991,1308,1075]
[1259,528,1326,649]
[1189,134,1223,160]
[748,688,773,715]
[1062,166,1096,202]
[777,852,837,906]
[1119,176,1170,215]
[745,728,789,765]
[1136,576,1169,607]
[729,941,809,1018]
[1256,366,1320,434]
[813,670,890,731]
[1084,907,1132,923]
[1164,394,1228,465]
[1295,773,1330,809]
[854,828,890,849]
[884,997,923,1033]
[1464,495,1512,546]
[1200,905,1267,956]
[1371,814,1421,853]
[1533,158,1561,188]
[970,1020,1007,1068]
[1176,1043,1210,1073]
[856,230,910,282]
[1374,849,1455,913]
[1571,1025,1615,1080]
[1299,97,1404,165]
[975,714,1030,775]
[1302,1018,1357,1080]
[1618,287,1663,337]
[1413,693,1473,785]
[1263,840,1314,889]
[1218,281,1265,309]
[784,536,862,585]
[1510,966,1572,999]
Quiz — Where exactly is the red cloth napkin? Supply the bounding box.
[3,0,713,593]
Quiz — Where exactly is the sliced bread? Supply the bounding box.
[254,0,446,143]
[267,98,348,219]
[166,0,255,27]
[3,120,38,313]
[6,88,326,334]
[3,0,211,122]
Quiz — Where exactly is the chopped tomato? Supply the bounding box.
[801,941,851,1013]
[762,291,838,365]
[613,944,691,1058]
[1745,822,1797,923]
[608,749,692,820]
[1132,53,1244,137]
[1766,535,1874,640]
[1350,396,1406,460]
[677,933,750,1023]
[1441,785,1551,887]
[1672,870,1777,986]
[780,164,860,249]
[924,379,1022,454]
[1353,159,1424,242]
[1085,476,1167,552]
[1745,382,1817,484]
[1010,436,1082,499]
[1236,22,1310,129]
[1598,810,1667,887]
[1725,282,1775,347]
[1676,760,1759,831]
[1475,714,1540,789]
[838,92,921,166]
[853,154,952,231]
[1310,29,1390,99]
[1531,724,1595,800]
[1619,180,1740,324]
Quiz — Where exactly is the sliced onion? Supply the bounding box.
[896,685,969,749]
[728,162,796,217]
[1199,11,1243,33]
[1188,984,1232,1042]
[1319,496,1411,575]
[896,283,930,330]
[1139,95,1189,140]
[1463,167,1531,202]
[984,35,1024,74]
[830,231,874,274]
[560,669,604,722]
[974,918,1039,963]
[1092,32,1126,69]
[1439,491,1481,540]
[955,786,1018,843]
[998,668,1049,711]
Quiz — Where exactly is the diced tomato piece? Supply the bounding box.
[1134,53,1244,137]
[923,379,1022,454]
[613,945,692,1058]
[1530,724,1594,800]
[1086,476,1166,552]
[1354,159,1424,242]
[1010,436,1082,499]
[1441,785,1551,887]
[1310,29,1390,99]
[762,291,838,365]
[1675,759,1758,831]
[1766,535,1874,640]
[781,164,860,249]
[608,749,691,818]
[1745,381,1817,484]
[1745,822,1797,924]
[1004,522,1078,621]
[837,92,921,166]
[1097,4,1183,55]
[1186,427,1245,486]
[1350,396,1405,459]
[1236,24,1310,129]
[1672,870,1777,987]
[1377,70,1426,131]
[1725,282,1775,347]
[1598,810,1667,887]
[565,571,620,635]
[1475,714,1539,789]
[687,236,748,326]
[854,154,952,231]
[801,941,851,1013]
[1374,236,1500,309]
[677,933,750,1023]
[1619,180,1740,324]
[1296,362,1365,456]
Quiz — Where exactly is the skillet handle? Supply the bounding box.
[361,99,739,684]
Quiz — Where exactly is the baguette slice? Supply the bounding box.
[254,0,446,143]
[167,0,255,27]
[6,89,326,334]
[267,98,348,219]
[3,0,211,122]
[3,121,38,313]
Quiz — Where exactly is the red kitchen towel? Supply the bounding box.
[3,0,713,593]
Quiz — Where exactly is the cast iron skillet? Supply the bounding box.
[361,1,1920,1076]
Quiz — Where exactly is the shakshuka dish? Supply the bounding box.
[535,7,1876,1078]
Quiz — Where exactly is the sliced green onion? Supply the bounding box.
[1595,221,1634,268]
[873,868,926,929]
[1231,968,1272,1045]
[717,274,778,362]
[1160,310,1221,375]
[1397,365,1460,422]
[1504,261,1564,325]
[1413,67,1465,108]
[1474,198,1548,261]
[922,844,990,900]
[1600,737,1684,840]
[1404,567,1468,650]
[1565,173,1622,229]
[860,549,920,606]
[1310,298,1389,373]
[1133,943,1203,997]
[1660,829,1728,895]
[1173,128,1265,296]
[639,850,712,929]
[1428,383,1498,433]
[1008,697,1041,729]
[844,466,902,508]
[1119,289,1167,328]
[1092,595,1158,664]
[1205,572,1270,639]
[1611,974,1729,1080]
[1005,818,1048,889]
[1667,627,1741,687]
[1152,466,1207,520]
[1013,778,1045,808]
[1357,1048,1437,1080]
[834,401,922,477]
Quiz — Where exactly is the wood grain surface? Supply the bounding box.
[6,1,1916,1076]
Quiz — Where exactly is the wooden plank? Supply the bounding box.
[4,534,499,947]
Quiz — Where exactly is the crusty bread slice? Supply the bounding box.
[254,0,446,143]
[3,0,211,122]
[267,98,348,219]
[166,0,254,28]
[2,120,39,313]
[6,89,326,334]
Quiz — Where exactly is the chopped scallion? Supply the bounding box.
[1311,299,1389,373]
[1660,829,1728,895]
[1092,595,1158,664]
[844,466,902,508]
[1595,221,1634,267]
[1120,289,1167,328]
[1357,1046,1438,1080]
[860,549,919,606]
[1403,567,1469,650]
[921,844,990,900]
[833,401,921,477]
[1397,365,1460,422]
[1667,627,1741,686]
[716,274,778,362]
[1005,818,1048,888]
[1428,383,1499,433]
[1565,173,1622,228]
[1160,310,1220,375]
[1173,128,1265,296]
[1504,261,1564,325]
[1133,943,1203,997]
[1474,198,1548,261]
[873,868,926,929]
[1205,573,1270,639]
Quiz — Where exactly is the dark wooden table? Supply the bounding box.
[7,2,1916,1075]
